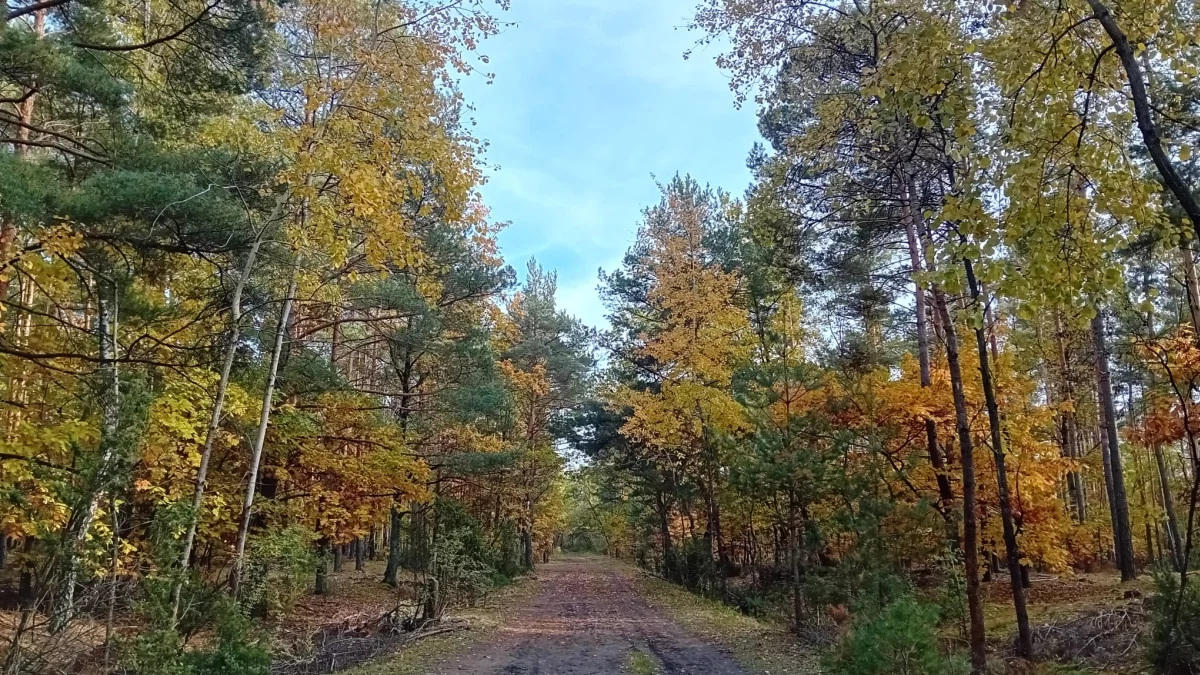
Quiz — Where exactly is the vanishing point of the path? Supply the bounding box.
[429,557,751,675]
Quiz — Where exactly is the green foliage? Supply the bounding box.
[628,649,661,675]
[930,550,967,632]
[1147,570,1200,674]
[238,525,318,617]
[121,509,268,675]
[433,528,497,609]
[824,596,969,675]
[120,599,268,675]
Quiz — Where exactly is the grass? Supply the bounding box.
[627,648,661,675]
[628,569,821,675]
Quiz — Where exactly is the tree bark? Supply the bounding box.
[1054,314,1088,523]
[0,10,44,304]
[1092,311,1136,581]
[964,259,1032,659]
[902,178,956,540]
[1182,245,1200,339]
[315,539,330,595]
[230,273,297,594]
[657,478,676,582]
[383,507,403,586]
[1084,0,1200,241]
[932,283,988,673]
[53,276,119,632]
[1155,444,1185,571]
[171,207,274,623]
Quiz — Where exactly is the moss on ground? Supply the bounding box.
[628,568,821,675]
[627,648,661,675]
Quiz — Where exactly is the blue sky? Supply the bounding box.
[458,0,762,328]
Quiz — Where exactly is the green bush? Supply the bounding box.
[119,599,268,675]
[824,596,968,675]
[1147,570,1200,674]
[930,550,967,633]
[238,524,317,617]
[184,602,270,675]
[434,528,497,610]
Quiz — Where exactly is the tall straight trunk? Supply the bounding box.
[963,259,1032,658]
[932,284,988,673]
[659,476,676,582]
[1099,421,1119,556]
[1092,311,1136,580]
[315,538,330,595]
[383,507,402,586]
[1154,444,1184,571]
[53,277,119,632]
[229,270,297,590]
[789,486,803,632]
[1052,316,1088,522]
[230,274,297,594]
[17,537,33,608]
[902,177,956,536]
[354,536,364,572]
[1183,245,1200,339]
[0,10,44,305]
[707,475,727,576]
[521,525,534,570]
[171,232,264,624]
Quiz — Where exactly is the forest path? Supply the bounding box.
[427,555,751,675]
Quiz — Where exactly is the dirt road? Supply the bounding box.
[429,556,751,675]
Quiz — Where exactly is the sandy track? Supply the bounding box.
[428,556,750,675]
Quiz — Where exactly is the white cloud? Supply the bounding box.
[461,0,761,328]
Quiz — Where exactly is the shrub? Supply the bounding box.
[238,524,317,617]
[119,599,268,675]
[434,529,496,610]
[1147,570,1200,674]
[824,596,969,675]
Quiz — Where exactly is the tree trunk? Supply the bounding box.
[933,283,988,673]
[1054,315,1088,523]
[521,527,534,570]
[18,537,34,608]
[53,279,120,633]
[789,486,803,633]
[1092,311,1136,581]
[1084,0,1200,241]
[1182,245,1200,339]
[384,507,402,586]
[902,178,956,539]
[172,216,272,623]
[230,273,297,594]
[1155,444,1185,571]
[0,10,44,304]
[355,537,365,572]
[656,483,675,582]
[315,539,330,595]
[964,259,1032,659]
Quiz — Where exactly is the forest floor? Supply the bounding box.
[335,557,1154,675]
[344,554,799,675]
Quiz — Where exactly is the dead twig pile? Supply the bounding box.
[1030,604,1148,670]
[269,608,465,675]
